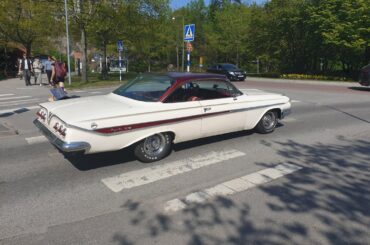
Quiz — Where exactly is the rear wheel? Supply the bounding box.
[134,132,173,163]
[255,110,278,134]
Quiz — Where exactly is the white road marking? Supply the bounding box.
[0,105,39,115]
[282,117,297,122]
[74,90,85,93]
[291,100,301,103]
[0,96,31,101]
[164,163,302,212]
[90,91,102,94]
[0,94,15,97]
[0,99,40,107]
[101,149,246,193]
[25,136,48,144]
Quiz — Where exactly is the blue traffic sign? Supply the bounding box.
[184,24,195,42]
[117,40,123,51]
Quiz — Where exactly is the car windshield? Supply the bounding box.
[113,74,174,102]
[222,64,238,69]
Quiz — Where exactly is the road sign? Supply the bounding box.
[117,40,123,51]
[186,42,193,52]
[184,24,195,42]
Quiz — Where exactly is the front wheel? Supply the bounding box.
[255,111,278,134]
[134,133,173,163]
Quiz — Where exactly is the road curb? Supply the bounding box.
[246,76,358,87]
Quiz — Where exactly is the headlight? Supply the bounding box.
[228,71,235,75]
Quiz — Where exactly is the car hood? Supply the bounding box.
[40,93,155,127]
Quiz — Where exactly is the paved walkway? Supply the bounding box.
[1,75,360,87]
[247,76,358,87]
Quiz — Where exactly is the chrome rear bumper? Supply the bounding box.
[33,119,90,153]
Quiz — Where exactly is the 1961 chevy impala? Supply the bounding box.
[34,73,291,162]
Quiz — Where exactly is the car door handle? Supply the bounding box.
[204,107,212,112]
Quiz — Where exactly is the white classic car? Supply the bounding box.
[34,73,291,162]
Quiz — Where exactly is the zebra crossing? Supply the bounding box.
[0,93,41,117]
[23,133,304,212]
[0,93,41,108]
[0,90,108,116]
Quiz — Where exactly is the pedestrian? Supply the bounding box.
[33,57,43,86]
[17,58,23,80]
[48,59,68,101]
[19,53,33,86]
[44,56,54,86]
[51,59,67,89]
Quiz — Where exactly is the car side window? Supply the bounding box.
[164,80,241,103]
[194,80,233,100]
[164,82,200,103]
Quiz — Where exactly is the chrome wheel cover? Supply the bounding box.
[262,112,276,130]
[143,134,166,156]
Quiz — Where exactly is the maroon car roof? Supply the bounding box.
[166,72,226,81]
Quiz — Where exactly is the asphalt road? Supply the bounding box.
[0,76,370,245]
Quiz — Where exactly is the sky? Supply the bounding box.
[171,0,267,9]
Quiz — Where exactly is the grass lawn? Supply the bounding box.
[64,72,137,90]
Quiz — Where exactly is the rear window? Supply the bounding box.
[113,74,174,102]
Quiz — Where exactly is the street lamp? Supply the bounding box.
[64,0,72,85]
[172,16,185,72]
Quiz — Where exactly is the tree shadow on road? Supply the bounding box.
[111,137,370,244]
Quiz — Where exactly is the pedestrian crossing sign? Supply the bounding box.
[184,24,195,42]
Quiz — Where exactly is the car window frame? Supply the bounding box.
[163,78,242,103]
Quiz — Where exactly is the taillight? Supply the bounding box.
[53,122,67,137]
[37,111,46,121]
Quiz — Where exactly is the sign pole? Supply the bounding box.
[64,0,72,85]
[119,51,122,81]
[184,24,195,73]
[186,44,190,72]
[117,40,123,81]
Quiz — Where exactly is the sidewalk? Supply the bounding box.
[2,74,359,88]
[247,76,358,87]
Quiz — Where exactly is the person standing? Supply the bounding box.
[51,59,67,89]
[19,53,33,86]
[44,56,53,86]
[33,58,43,86]
[48,59,68,101]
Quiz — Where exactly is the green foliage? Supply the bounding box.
[0,0,61,55]
[1,0,368,81]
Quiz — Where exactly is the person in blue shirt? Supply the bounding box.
[44,56,54,86]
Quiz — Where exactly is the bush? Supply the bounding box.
[280,74,351,81]
[247,73,281,78]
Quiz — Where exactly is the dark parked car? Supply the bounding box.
[207,63,246,81]
[359,64,370,86]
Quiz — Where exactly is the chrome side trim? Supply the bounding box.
[33,119,90,153]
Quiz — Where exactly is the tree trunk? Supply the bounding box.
[25,42,32,56]
[81,24,88,82]
[101,40,108,80]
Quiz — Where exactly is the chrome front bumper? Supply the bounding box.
[33,119,90,153]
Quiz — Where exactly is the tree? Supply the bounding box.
[88,1,125,79]
[0,0,59,55]
[309,0,370,74]
[70,0,99,82]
